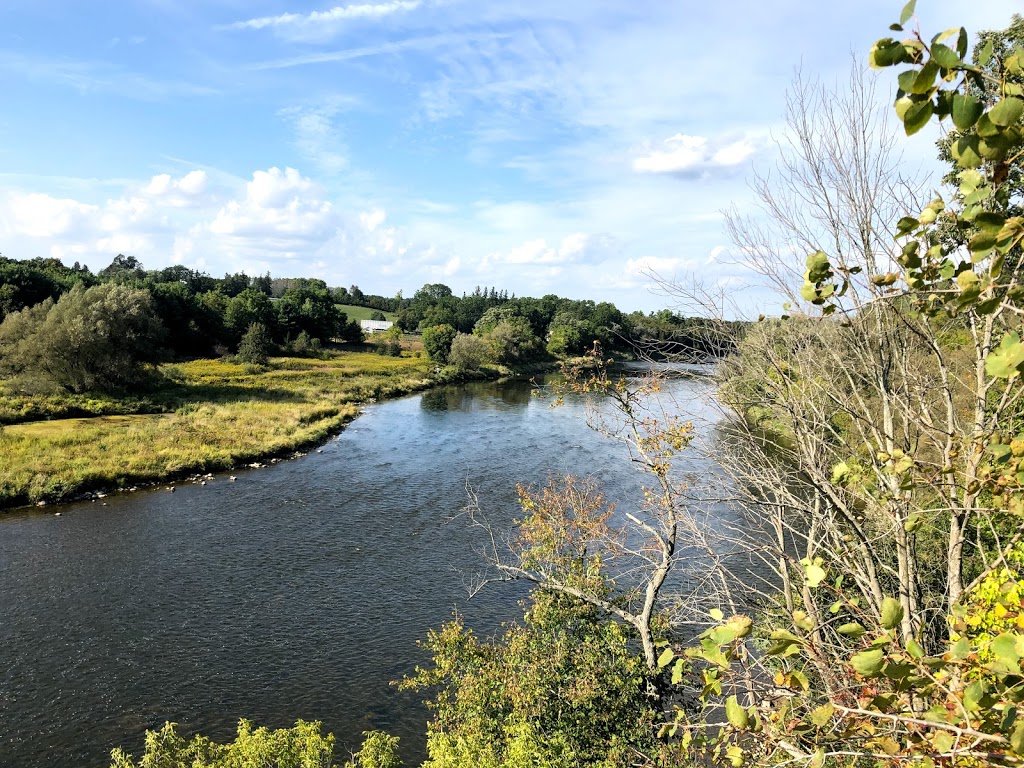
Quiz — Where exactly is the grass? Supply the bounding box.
[0,350,433,509]
[335,303,398,322]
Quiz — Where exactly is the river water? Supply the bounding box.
[0,371,735,767]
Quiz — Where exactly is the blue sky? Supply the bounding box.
[0,1,1019,313]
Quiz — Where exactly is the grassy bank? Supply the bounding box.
[0,351,433,509]
[335,303,398,322]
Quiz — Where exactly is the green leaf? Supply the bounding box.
[964,679,987,711]
[974,212,1006,233]
[851,648,886,676]
[880,597,904,630]
[952,135,983,168]
[986,333,1024,379]
[709,608,724,621]
[979,39,995,67]
[933,731,955,753]
[657,647,674,668]
[870,38,902,69]
[957,270,980,291]
[726,695,749,729]
[896,216,920,235]
[952,93,984,130]
[671,657,685,685]
[904,99,933,135]
[990,632,1024,670]
[805,250,831,282]
[968,232,997,253]
[906,638,924,658]
[899,0,916,26]
[911,60,939,94]
[838,622,866,639]
[957,28,969,60]
[959,169,983,194]
[990,97,1024,128]
[951,637,971,660]
[930,43,961,69]
[803,562,827,588]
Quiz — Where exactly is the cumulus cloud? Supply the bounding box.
[632,134,757,176]
[489,232,618,266]
[5,193,99,238]
[209,167,336,245]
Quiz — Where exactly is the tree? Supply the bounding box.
[0,283,165,393]
[275,285,343,343]
[98,254,145,283]
[447,333,491,370]
[645,11,1024,767]
[236,322,272,366]
[481,317,543,365]
[225,289,276,344]
[370,310,387,322]
[402,591,659,768]
[422,324,458,364]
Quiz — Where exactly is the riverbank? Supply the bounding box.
[0,350,444,510]
[0,347,599,511]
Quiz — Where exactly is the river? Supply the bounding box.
[0,370,735,767]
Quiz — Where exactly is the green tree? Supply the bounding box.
[275,285,343,343]
[402,591,658,768]
[0,283,165,393]
[237,322,272,366]
[483,318,543,365]
[447,333,491,370]
[225,288,276,344]
[422,323,458,364]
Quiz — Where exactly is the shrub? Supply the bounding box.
[448,333,491,370]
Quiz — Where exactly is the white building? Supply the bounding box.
[360,319,394,334]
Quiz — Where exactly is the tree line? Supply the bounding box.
[0,253,743,393]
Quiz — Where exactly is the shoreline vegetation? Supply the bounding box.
[0,345,566,512]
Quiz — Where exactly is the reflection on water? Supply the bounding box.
[419,380,535,413]
[0,371,741,768]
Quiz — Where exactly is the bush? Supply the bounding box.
[109,719,334,768]
[448,333,492,370]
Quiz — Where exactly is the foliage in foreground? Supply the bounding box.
[110,720,335,768]
[109,719,402,768]
[401,591,660,768]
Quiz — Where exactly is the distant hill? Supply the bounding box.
[335,304,397,323]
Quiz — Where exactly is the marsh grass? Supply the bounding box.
[0,351,432,508]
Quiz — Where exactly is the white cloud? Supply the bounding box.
[632,134,758,176]
[144,170,208,204]
[231,2,421,35]
[360,208,387,232]
[209,167,335,241]
[490,232,618,266]
[5,193,99,238]
[278,102,354,175]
